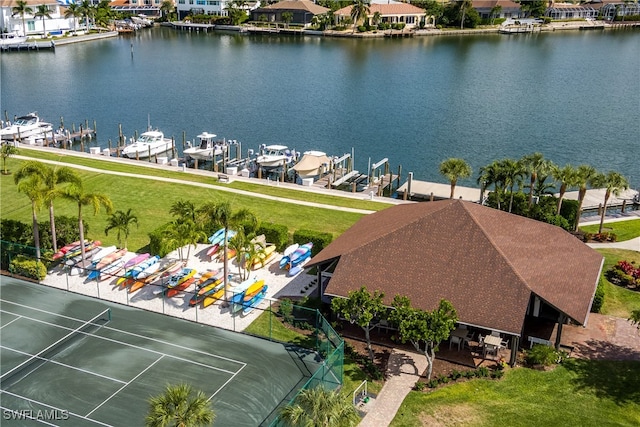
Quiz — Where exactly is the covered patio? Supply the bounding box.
[307,200,605,366]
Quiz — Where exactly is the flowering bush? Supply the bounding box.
[605,260,640,290]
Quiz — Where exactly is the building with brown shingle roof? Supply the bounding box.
[250,0,330,27]
[308,199,604,364]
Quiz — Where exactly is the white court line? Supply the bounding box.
[0,405,58,426]
[0,345,127,384]
[0,390,112,426]
[208,364,246,401]
[0,308,238,376]
[86,355,164,418]
[0,315,22,329]
[0,299,246,367]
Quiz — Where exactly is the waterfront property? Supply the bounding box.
[0,0,73,37]
[308,200,605,366]
[334,0,427,30]
[250,0,330,27]
[472,0,524,20]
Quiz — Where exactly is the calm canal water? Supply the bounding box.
[2,27,639,187]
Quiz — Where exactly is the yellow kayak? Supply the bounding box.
[243,279,266,302]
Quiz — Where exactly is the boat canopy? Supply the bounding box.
[292,152,331,174]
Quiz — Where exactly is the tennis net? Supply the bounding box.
[0,308,111,388]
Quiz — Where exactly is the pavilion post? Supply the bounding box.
[510,336,519,367]
[555,313,565,350]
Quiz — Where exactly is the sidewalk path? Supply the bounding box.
[359,349,427,427]
[587,237,639,252]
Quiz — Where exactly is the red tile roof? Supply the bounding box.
[259,0,330,14]
[309,200,603,335]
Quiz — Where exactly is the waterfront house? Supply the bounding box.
[108,0,164,18]
[250,0,329,27]
[0,0,73,36]
[174,0,259,20]
[544,2,598,20]
[333,0,426,30]
[307,200,604,366]
[471,0,524,20]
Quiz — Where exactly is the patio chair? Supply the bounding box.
[463,332,475,349]
[449,335,462,351]
[490,331,500,337]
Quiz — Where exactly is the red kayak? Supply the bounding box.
[165,277,196,298]
[52,240,83,260]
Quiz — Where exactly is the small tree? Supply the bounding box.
[34,5,52,38]
[439,158,472,199]
[629,309,640,331]
[280,386,359,427]
[282,11,293,28]
[592,171,629,234]
[388,296,457,380]
[105,208,138,249]
[1,143,19,175]
[331,286,385,361]
[12,0,33,37]
[145,383,214,427]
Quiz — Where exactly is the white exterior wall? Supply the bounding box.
[176,0,230,18]
[1,4,75,36]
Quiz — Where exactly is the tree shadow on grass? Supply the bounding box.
[563,357,640,405]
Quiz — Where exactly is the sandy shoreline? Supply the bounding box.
[41,243,317,332]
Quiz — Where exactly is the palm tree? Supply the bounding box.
[438,158,472,199]
[280,386,360,427]
[458,0,473,29]
[498,158,525,213]
[163,219,206,262]
[170,200,197,222]
[160,0,174,20]
[12,0,33,37]
[282,11,293,28]
[371,11,382,28]
[1,143,19,175]
[64,3,82,34]
[204,202,257,306]
[489,5,502,24]
[520,152,550,209]
[14,173,45,260]
[592,171,629,234]
[105,209,138,249]
[78,0,96,32]
[14,161,81,253]
[573,165,598,231]
[145,383,214,427]
[551,164,578,215]
[34,4,52,38]
[60,182,113,266]
[477,160,504,210]
[350,0,370,33]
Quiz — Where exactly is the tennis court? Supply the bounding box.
[0,277,323,426]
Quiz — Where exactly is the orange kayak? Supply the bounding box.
[165,277,196,298]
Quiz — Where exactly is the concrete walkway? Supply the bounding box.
[359,349,427,427]
[587,237,639,252]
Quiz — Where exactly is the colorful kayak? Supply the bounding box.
[189,271,223,306]
[91,245,117,263]
[230,277,259,305]
[52,240,84,260]
[208,228,225,244]
[250,244,276,270]
[233,283,267,314]
[288,242,313,269]
[130,260,183,293]
[202,284,231,308]
[65,246,101,267]
[64,240,101,260]
[242,279,266,302]
[161,268,197,298]
[99,258,126,281]
[242,285,268,315]
[117,253,151,286]
[279,243,300,269]
[95,248,128,271]
[215,248,236,261]
[207,230,237,257]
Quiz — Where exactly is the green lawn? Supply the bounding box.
[596,248,640,318]
[1,157,365,252]
[391,360,640,427]
[581,219,640,242]
[14,149,392,212]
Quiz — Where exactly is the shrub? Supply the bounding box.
[451,370,462,380]
[440,376,450,384]
[292,229,333,257]
[278,298,294,324]
[605,260,640,289]
[256,223,289,251]
[475,366,490,378]
[491,369,504,379]
[414,381,426,391]
[462,370,475,379]
[357,25,367,32]
[526,344,558,366]
[591,279,605,312]
[9,255,47,281]
[148,223,176,257]
[428,379,439,388]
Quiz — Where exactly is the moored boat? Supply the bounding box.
[0,112,53,141]
[291,151,331,179]
[121,130,173,159]
[256,145,295,169]
[184,132,226,161]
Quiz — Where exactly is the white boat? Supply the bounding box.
[0,32,27,47]
[0,113,53,141]
[292,151,331,179]
[184,132,225,161]
[121,130,173,159]
[256,144,294,169]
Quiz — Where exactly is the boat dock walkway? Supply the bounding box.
[397,179,483,203]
